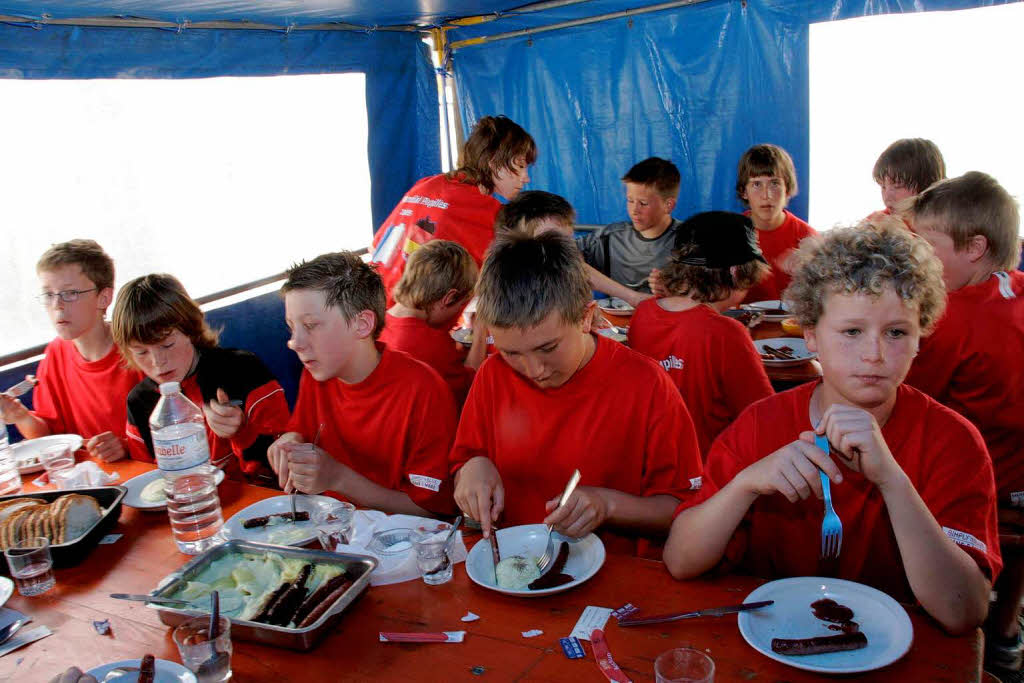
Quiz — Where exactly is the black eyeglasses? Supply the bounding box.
[37,288,97,305]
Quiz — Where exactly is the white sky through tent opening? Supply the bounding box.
[809,3,1024,233]
[0,73,371,358]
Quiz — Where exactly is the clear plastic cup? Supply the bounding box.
[4,536,55,596]
[655,647,715,683]
[173,615,232,682]
[40,443,75,475]
[412,524,453,585]
[0,449,21,495]
[313,501,355,552]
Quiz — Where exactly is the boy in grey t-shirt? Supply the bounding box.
[577,157,682,296]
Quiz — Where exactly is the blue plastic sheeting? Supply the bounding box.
[451,0,1014,226]
[0,0,516,27]
[0,22,440,230]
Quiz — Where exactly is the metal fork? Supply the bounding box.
[815,434,843,559]
[537,469,581,574]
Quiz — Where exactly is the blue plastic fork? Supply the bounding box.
[815,434,843,559]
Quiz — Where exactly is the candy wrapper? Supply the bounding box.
[379,631,466,643]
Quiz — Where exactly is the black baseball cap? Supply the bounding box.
[673,211,767,268]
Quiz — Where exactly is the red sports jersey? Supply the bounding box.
[628,301,773,457]
[379,314,472,407]
[370,174,500,305]
[742,210,817,303]
[287,344,457,514]
[905,271,1024,505]
[678,381,1001,602]
[450,334,703,555]
[32,338,142,444]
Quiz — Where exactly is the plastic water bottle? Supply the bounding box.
[150,381,223,555]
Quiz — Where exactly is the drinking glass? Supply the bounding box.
[40,444,75,475]
[412,524,453,585]
[313,502,355,552]
[4,536,56,596]
[655,647,715,683]
[0,448,21,495]
[173,615,232,682]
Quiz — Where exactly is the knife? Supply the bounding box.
[617,600,774,626]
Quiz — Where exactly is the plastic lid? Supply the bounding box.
[158,381,181,395]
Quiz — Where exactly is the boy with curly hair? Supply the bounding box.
[665,220,1000,635]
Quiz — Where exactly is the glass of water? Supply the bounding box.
[654,647,715,683]
[0,448,21,495]
[313,501,355,552]
[173,615,232,682]
[40,444,75,482]
[412,524,454,585]
[4,536,56,597]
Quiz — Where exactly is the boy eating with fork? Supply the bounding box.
[664,220,1000,634]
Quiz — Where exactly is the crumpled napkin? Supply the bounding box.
[331,511,468,586]
[33,461,119,489]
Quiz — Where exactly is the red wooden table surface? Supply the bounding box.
[1,461,982,682]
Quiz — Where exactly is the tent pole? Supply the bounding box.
[0,14,418,31]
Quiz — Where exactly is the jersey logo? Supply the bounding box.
[942,526,987,553]
[994,271,1016,300]
[689,476,702,490]
[409,474,442,492]
[659,355,684,371]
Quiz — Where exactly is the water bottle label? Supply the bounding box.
[154,429,208,472]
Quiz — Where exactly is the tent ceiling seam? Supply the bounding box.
[0,13,422,32]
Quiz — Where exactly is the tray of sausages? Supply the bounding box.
[148,539,377,651]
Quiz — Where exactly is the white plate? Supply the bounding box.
[0,576,12,607]
[449,328,493,347]
[465,524,605,597]
[221,494,337,546]
[754,338,817,367]
[10,434,84,474]
[738,577,913,674]
[595,327,627,343]
[747,300,792,321]
[596,297,635,316]
[122,468,226,510]
[87,658,196,683]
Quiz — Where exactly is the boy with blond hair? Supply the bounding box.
[379,240,487,406]
[735,144,816,303]
[450,232,702,555]
[903,171,1023,669]
[269,252,457,516]
[664,221,1000,635]
[628,212,773,457]
[1,240,140,462]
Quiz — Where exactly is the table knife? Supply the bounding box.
[617,600,774,626]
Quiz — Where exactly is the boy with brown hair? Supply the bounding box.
[872,138,946,213]
[628,212,773,457]
[665,220,1000,635]
[379,240,487,406]
[903,171,1023,669]
[450,232,702,555]
[269,251,457,516]
[576,157,682,305]
[735,144,816,303]
[0,240,140,462]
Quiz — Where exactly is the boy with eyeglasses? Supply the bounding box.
[0,240,141,462]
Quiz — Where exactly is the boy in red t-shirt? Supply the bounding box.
[450,232,703,555]
[1,240,141,462]
[735,144,817,303]
[665,221,1000,635]
[628,211,773,457]
[269,251,457,516]
[903,171,1024,669]
[870,138,946,218]
[379,240,487,407]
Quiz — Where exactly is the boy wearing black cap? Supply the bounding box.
[628,212,773,457]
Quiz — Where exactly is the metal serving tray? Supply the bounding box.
[0,485,126,571]
[150,539,377,651]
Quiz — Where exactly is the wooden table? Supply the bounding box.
[2,464,982,682]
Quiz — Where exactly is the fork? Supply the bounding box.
[815,434,843,559]
[537,469,582,574]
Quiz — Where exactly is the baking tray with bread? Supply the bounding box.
[0,486,126,570]
[148,539,377,651]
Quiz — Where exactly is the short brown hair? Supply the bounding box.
[872,138,946,194]
[661,256,770,304]
[494,191,576,236]
[282,251,386,339]
[736,144,798,203]
[477,232,590,329]
[622,157,681,199]
[112,274,219,363]
[450,115,537,194]
[36,239,115,291]
[393,240,477,310]
[786,218,946,334]
[911,171,1021,272]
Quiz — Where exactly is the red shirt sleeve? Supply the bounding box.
[641,370,703,500]
[124,420,154,463]
[229,380,290,473]
[30,344,66,434]
[449,361,495,476]
[398,375,458,515]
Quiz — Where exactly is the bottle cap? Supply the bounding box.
[158,381,181,395]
